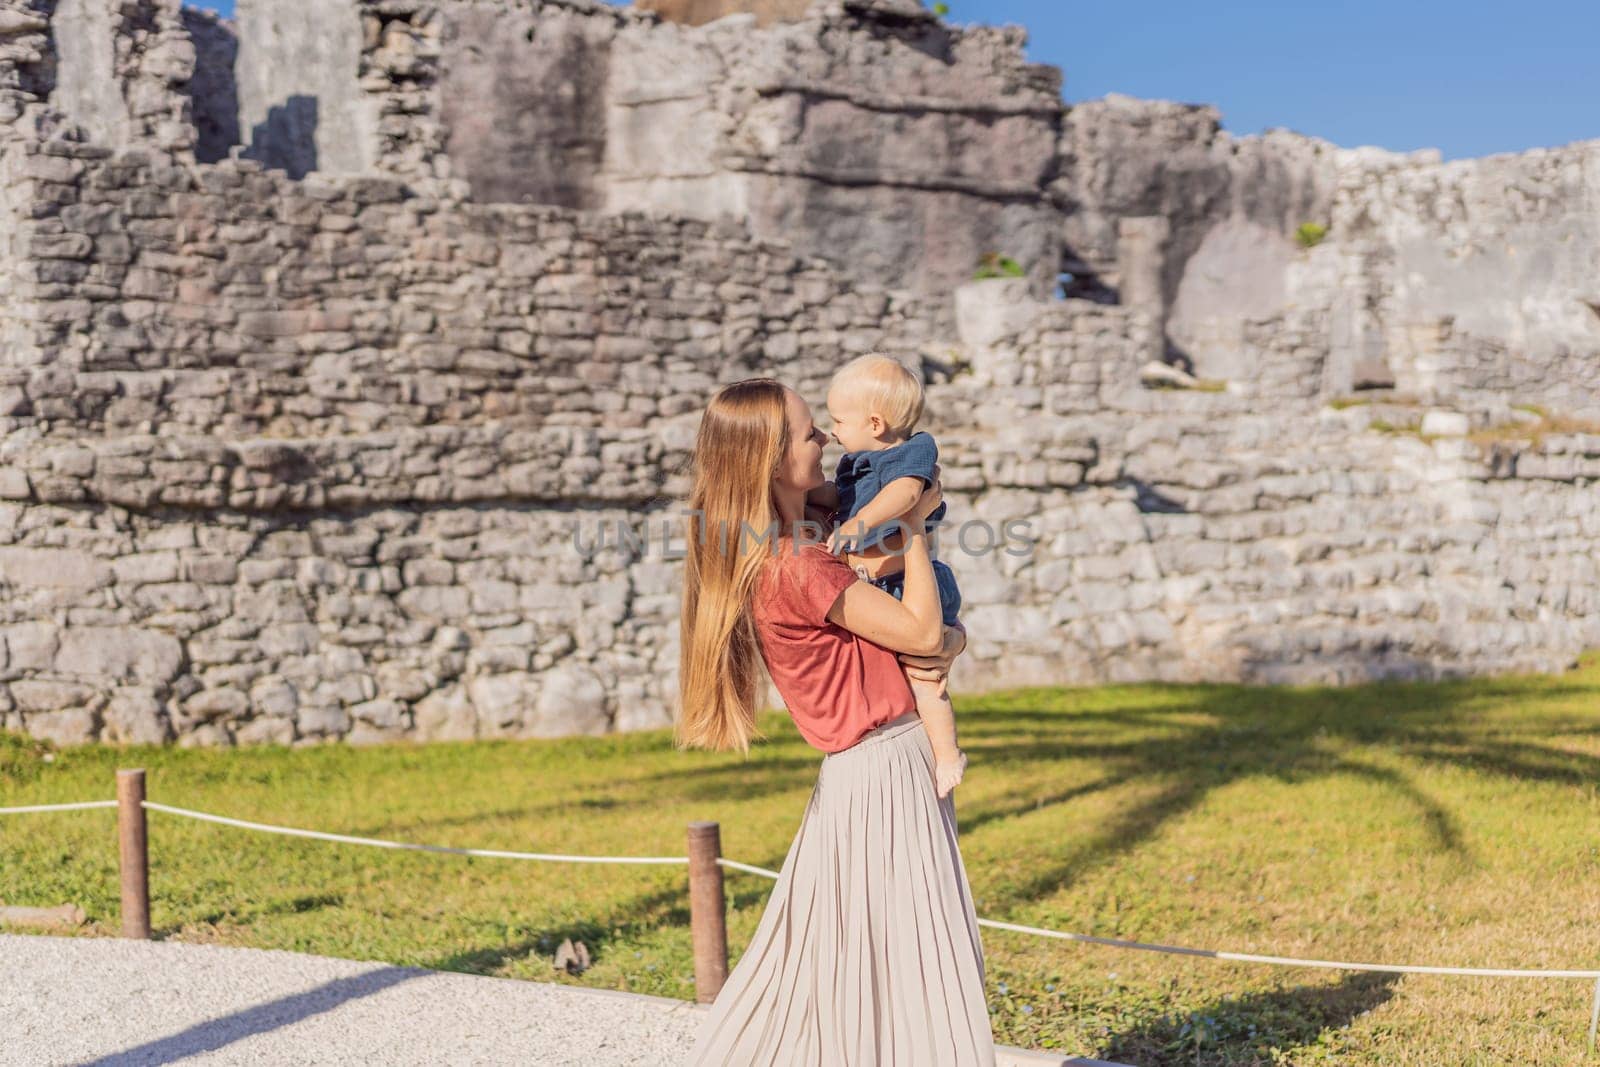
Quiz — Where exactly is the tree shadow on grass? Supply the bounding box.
[1102,971,1399,1066]
[957,672,1600,912]
[395,662,1600,980]
[638,664,1600,917]
[418,866,782,979]
[957,773,1132,837]
[343,795,627,840]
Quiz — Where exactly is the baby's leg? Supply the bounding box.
[908,672,966,799]
[910,674,956,759]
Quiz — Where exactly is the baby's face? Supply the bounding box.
[824,387,884,454]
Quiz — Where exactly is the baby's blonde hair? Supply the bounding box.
[830,353,924,437]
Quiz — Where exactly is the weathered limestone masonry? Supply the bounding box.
[0,0,1595,747]
[426,0,1066,314]
[942,287,1600,691]
[1061,95,1600,417]
[0,146,925,746]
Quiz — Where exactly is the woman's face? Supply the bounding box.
[774,387,828,495]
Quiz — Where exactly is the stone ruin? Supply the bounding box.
[0,0,1595,747]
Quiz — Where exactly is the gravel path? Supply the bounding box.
[0,933,1122,1066]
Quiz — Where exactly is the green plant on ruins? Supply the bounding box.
[1367,417,1422,436]
[1468,406,1600,449]
[1328,393,1425,411]
[942,345,974,379]
[974,252,1026,280]
[1295,222,1328,249]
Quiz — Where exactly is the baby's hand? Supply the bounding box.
[934,749,967,799]
[828,518,867,556]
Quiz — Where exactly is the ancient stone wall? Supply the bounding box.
[1336,144,1600,415]
[0,132,1594,749]
[0,141,922,432]
[0,0,1595,747]
[45,0,195,156]
[441,1,613,209]
[232,0,373,178]
[180,6,237,163]
[0,139,930,746]
[5,255,1597,747]
[1068,95,1600,417]
[937,290,1600,690]
[53,0,1592,419]
[634,0,813,27]
[421,0,1066,307]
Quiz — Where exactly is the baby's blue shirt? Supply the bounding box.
[834,431,948,552]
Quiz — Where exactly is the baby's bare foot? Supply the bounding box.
[934,749,968,799]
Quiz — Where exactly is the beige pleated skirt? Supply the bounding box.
[688,710,996,1066]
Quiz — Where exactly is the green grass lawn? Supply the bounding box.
[5,654,1600,1066]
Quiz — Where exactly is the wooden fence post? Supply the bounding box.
[687,820,728,1003]
[117,769,150,939]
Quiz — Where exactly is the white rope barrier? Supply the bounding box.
[708,858,1600,980]
[6,797,1600,1002]
[0,800,117,815]
[971,917,1600,979]
[139,802,690,866]
[716,857,780,878]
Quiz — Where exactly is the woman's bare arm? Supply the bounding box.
[827,578,943,657]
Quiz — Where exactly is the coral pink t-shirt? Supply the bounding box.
[752,536,915,753]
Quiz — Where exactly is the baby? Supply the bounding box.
[807,353,967,799]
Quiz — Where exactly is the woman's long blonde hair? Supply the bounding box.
[674,378,792,755]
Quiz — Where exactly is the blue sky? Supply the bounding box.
[189,1,1596,161]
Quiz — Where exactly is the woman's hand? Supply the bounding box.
[898,621,966,697]
[827,515,868,556]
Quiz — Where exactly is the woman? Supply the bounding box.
[675,378,995,1065]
